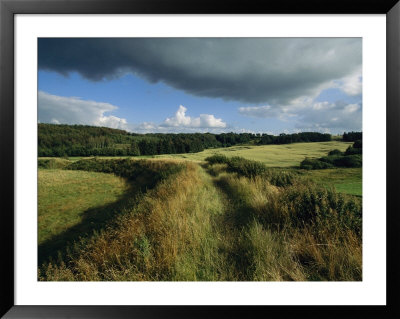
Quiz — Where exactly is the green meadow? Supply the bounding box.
[299,168,362,197]
[153,141,353,166]
[45,141,353,166]
[38,141,362,281]
[38,169,128,246]
[40,141,360,196]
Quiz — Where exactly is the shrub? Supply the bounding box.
[38,158,71,169]
[205,154,229,165]
[300,158,334,170]
[301,142,362,169]
[345,146,362,156]
[268,183,362,234]
[66,158,185,187]
[227,156,268,178]
[333,154,362,168]
[206,155,295,187]
[328,149,343,156]
[319,155,340,165]
[353,140,362,149]
[266,169,296,187]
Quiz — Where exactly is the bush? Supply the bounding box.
[227,156,268,178]
[206,155,295,187]
[205,154,229,165]
[345,145,362,156]
[269,183,362,234]
[38,158,71,169]
[320,154,361,168]
[301,142,362,170]
[300,158,334,170]
[66,158,185,188]
[333,154,362,168]
[353,140,362,149]
[328,149,343,156]
[319,155,341,165]
[266,170,296,187]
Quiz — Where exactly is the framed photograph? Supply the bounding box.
[1,0,399,318]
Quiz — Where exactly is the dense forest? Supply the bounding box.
[38,123,358,157]
[257,131,331,145]
[343,131,362,142]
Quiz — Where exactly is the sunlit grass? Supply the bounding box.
[153,141,353,167]
[38,169,128,245]
[38,157,362,281]
[298,167,362,196]
[39,141,353,167]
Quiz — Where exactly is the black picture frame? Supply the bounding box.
[1,0,399,318]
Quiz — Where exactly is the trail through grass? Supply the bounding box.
[39,141,361,196]
[203,163,361,281]
[38,158,362,281]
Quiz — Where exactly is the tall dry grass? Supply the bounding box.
[39,159,362,281]
[206,162,362,281]
[40,162,229,280]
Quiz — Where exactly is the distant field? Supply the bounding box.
[39,141,353,167]
[154,141,353,167]
[298,167,362,196]
[38,141,361,197]
[38,169,128,246]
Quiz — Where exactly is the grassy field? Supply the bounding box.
[41,141,353,166]
[38,141,362,281]
[154,141,353,166]
[38,169,130,263]
[298,168,362,197]
[38,169,129,244]
[38,158,362,281]
[38,141,361,196]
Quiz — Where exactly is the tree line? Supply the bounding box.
[38,123,359,157]
[38,124,255,157]
[257,132,331,145]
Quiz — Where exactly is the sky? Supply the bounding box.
[38,38,362,135]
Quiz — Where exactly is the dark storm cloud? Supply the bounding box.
[38,38,361,105]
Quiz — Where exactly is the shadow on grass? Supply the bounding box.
[210,175,259,280]
[38,179,151,267]
[214,178,258,229]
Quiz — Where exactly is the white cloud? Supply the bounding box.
[38,91,128,130]
[343,103,360,113]
[335,69,362,96]
[97,115,127,129]
[238,105,278,118]
[161,105,226,128]
[127,105,227,133]
[39,95,228,133]
[295,101,362,132]
[162,105,192,127]
[134,122,158,131]
[238,98,361,133]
